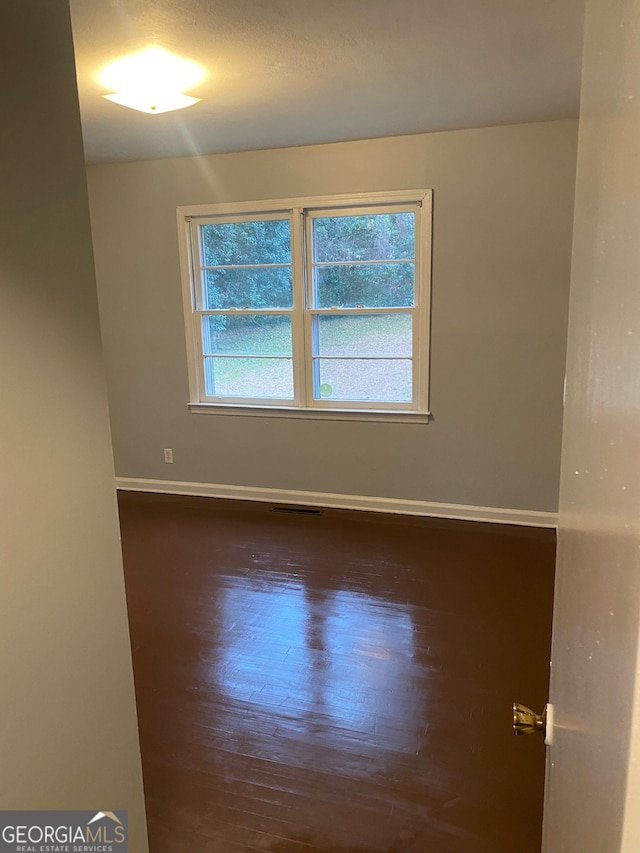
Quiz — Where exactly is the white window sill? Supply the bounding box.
[188,403,431,424]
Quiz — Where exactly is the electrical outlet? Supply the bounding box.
[163,448,174,463]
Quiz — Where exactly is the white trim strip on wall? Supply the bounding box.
[115,477,558,528]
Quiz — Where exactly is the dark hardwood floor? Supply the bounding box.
[118,492,555,853]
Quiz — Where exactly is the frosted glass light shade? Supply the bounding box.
[103,91,201,114]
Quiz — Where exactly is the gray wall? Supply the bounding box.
[0,3,148,847]
[88,120,577,512]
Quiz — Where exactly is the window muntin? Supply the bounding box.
[180,192,431,416]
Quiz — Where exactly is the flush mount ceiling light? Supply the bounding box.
[98,46,206,114]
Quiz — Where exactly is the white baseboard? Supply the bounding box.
[115,477,558,528]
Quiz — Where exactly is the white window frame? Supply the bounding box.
[176,190,432,423]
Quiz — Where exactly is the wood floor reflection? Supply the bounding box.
[118,493,555,853]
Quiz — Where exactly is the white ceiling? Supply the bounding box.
[70,0,585,164]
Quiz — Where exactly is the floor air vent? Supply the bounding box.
[271,505,323,516]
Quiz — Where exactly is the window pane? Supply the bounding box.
[204,268,293,309]
[203,315,292,356]
[204,357,294,399]
[201,219,291,266]
[314,314,412,357]
[313,262,414,308]
[313,212,414,263]
[314,359,412,403]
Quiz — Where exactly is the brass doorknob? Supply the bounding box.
[513,702,546,737]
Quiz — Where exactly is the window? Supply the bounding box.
[177,190,432,421]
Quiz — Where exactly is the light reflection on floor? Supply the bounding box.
[216,577,422,754]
